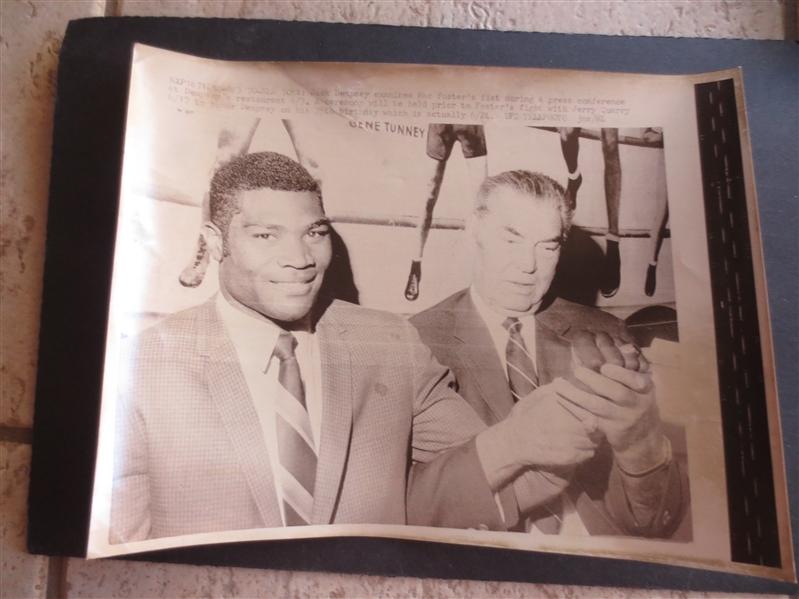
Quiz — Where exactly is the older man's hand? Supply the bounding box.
[476,383,598,491]
[554,365,668,475]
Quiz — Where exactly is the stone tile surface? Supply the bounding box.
[64,556,790,598]
[0,442,48,599]
[116,0,786,40]
[4,1,792,598]
[1,0,105,428]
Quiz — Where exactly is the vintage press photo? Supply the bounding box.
[87,45,793,581]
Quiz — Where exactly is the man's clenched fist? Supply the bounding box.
[557,331,669,475]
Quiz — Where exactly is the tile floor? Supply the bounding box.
[1,1,795,597]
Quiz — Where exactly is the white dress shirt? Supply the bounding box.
[216,292,323,526]
[470,285,537,376]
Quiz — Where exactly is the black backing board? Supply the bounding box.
[27,17,798,593]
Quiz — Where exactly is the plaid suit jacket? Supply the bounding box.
[109,296,508,543]
[411,288,691,539]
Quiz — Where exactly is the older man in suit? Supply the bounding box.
[411,170,689,538]
[111,152,620,543]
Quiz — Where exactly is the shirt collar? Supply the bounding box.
[216,292,282,372]
[469,285,537,333]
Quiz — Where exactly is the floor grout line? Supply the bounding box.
[45,556,66,599]
[104,0,121,18]
[784,0,799,40]
[0,425,33,445]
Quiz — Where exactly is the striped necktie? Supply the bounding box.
[503,317,538,402]
[503,318,561,533]
[273,331,317,526]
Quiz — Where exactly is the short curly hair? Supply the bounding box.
[474,170,573,235]
[209,151,322,237]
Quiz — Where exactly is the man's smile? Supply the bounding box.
[271,273,317,284]
[269,273,319,295]
[505,280,537,290]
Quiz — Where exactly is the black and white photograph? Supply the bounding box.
[85,45,791,581]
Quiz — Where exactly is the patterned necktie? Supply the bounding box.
[503,318,560,533]
[273,331,316,526]
[502,317,538,402]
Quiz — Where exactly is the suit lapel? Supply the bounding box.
[312,305,353,525]
[198,301,283,528]
[452,293,515,424]
[535,298,575,385]
[448,294,575,416]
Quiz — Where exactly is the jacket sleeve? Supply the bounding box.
[569,410,690,538]
[407,439,510,530]
[401,320,512,530]
[604,432,690,538]
[571,314,690,538]
[602,320,690,538]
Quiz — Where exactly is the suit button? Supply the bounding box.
[478,524,489,531]
[663,510,671,525]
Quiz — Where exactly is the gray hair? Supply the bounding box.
[474,170,573,235]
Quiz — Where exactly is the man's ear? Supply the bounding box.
[204,222,225,261]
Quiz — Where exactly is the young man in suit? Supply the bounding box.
[411,170,689,538]
[110,152,488,543]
